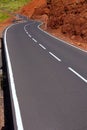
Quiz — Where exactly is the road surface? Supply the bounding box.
[4,18,87,130]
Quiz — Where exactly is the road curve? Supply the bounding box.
[4,18,87,130]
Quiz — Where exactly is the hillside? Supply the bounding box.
[31,0,87,50]
[0,0,32,36]
[14,0,87,50]
[20,0,46,17]
[0,0,31,21]
[1,0,87,51]
[47,0,87,48]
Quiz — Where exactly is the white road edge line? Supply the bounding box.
[39,44,46,50]
[38,23,87,53]
[49,52,61,62]
[32,38,37,43]
[68,67,87,83]
[4,24,24,130]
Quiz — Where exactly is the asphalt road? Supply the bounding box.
[4,18,87,130]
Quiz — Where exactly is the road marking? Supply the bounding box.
[24,28,32,38]
[68,67,87,83]
[4,24,24,130]
[32,38,37,43]
[38,23,87,53]
[25,31,28,34]
[28,34,32,38]
[49,52,61,62]
[39,44,46,50]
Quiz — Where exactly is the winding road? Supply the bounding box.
[4,17,87,130]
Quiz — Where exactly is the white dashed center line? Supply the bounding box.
[28,34,32,38]
[68,67,87,83]
[25,25,86,84]
[32,38,37,43]
[49,52,61,62]
[25,31,28,34]
[39,44,46,50]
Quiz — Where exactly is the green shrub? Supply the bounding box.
[0,0,31,22]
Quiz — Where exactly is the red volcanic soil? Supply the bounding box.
[20,0,46,17]
[20,0,87,50]
[1,0,87,51]
[0,0,46,36]
[0,18,13,36]
[31,0,87,50]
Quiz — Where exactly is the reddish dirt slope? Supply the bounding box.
[20,0,46,17]
[47,0,87,50]
[0,18,13,37]
[32,0,87,50]
[1,0,87,51]
[2,0,86,50]
[0,0,46,35]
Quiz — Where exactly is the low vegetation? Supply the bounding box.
[0,0,31,22]
[0,12,9,22]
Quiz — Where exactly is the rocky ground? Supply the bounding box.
[31,0,87,50]
[20,0,46,17]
